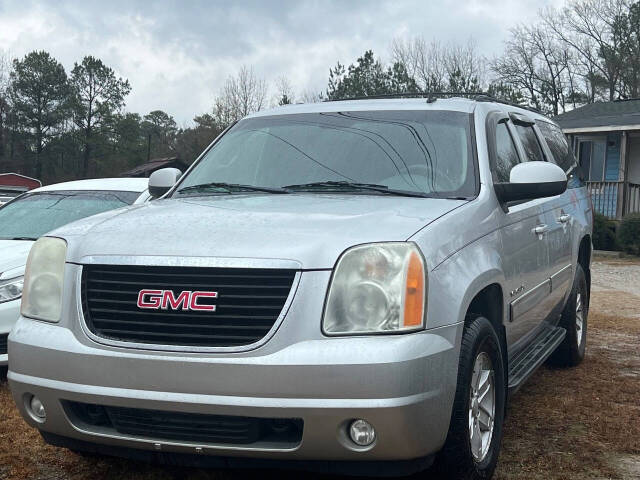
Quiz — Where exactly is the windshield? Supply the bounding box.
[0,190,140,240]
[175,110,476,197]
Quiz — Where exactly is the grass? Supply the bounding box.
[1,295,638,480]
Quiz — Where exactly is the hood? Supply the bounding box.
[56,194,466,269]
[0,240,34,278]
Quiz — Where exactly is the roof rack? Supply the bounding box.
[323,91,542,114]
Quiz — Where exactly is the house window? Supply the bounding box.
[578,140,606,182]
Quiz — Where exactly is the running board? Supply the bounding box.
[508,326,566,393]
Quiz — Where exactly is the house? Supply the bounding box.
[554,99,640,219]
[120,157,188,178]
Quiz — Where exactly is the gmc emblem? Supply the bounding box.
[137,289,218,311]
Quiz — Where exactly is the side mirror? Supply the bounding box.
[494,161,567,204]
[148,168,182,198]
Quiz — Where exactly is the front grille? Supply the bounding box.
[82,264,296,348]
[0,334,7,355]
[65,401,303,446]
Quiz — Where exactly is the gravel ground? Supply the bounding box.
[0,258,639,480]
[591,258,640,299]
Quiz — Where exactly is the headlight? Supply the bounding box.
[21,237,67,323]
[0,276,24,303]
[323,243,426,335]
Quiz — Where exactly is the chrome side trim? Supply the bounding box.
[74,263,302,354]
[550,264,572,292]
[510,278,551,322]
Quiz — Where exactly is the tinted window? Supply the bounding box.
[515,124,545,162]
[0,190,139,240]
[176,111,476,197]
[538,121,584,188]
[494,122,520,183]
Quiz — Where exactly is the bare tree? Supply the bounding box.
[212,66,267,127]
[443,40,487,92]
[542,0,631,101]
[391,37,446,91]
[529,24,570,115]
[491,27,542,110]
[273,75,295,106]
[299,89,324,103]
[391,37,486,92]
[492,23,577,115]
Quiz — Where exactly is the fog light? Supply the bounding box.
[349,419,376,446]
[28,395,46,422]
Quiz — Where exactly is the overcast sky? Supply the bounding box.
[0,0,560,124]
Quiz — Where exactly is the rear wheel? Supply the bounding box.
[549,264,588,367]
[434,316,506,479]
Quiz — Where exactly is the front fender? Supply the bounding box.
[425,228,506,330]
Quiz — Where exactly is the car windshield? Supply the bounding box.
[0,190,140,240]
[175,110,476,198]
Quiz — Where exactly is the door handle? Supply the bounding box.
[534,224,549,235]
[559,214,571,223]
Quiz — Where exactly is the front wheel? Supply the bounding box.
[434,315,506,479]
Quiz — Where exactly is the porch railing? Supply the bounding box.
[625,182,640,216]
[586,181,621,219]
[586,180,640,219]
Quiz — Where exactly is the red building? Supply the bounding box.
[0,173,42,191]
[0,174,42,203]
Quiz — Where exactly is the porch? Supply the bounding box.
[570,131,640,220]
[586,180,640,219]
[554,99,640,220]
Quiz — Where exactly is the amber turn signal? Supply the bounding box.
[403,251,425,328]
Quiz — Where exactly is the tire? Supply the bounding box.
[549,264,588,367]
[434,315,506,480]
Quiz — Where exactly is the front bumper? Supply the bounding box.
[8,315,462,462]
[0,297,20,365]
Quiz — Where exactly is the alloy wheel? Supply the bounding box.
[468,351,495,462]
[576,292,584,347]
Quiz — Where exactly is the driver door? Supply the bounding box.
[490,116,551,354]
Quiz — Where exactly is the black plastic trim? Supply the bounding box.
[40,431,435,477]
[494,180,568,203]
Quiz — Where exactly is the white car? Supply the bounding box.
[0,178,150,366]
[0,189,26,206]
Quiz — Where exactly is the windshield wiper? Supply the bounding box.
[4,236,38,241]
[177,182,289,195]
[283,181,432,198]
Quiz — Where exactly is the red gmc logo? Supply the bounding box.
[137,289,218,311]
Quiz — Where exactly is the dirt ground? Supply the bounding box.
[1,258,639,480]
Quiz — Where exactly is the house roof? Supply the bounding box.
[120,157,188,178]
[554,99,640,131]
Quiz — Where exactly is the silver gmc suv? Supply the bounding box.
[8,97,592,479]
